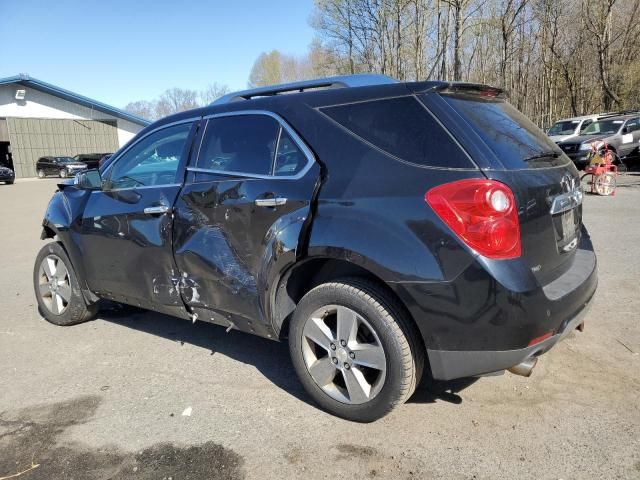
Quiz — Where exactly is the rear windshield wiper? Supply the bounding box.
[523,151,562,162]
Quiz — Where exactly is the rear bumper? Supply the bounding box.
[426,290,594,380]
[391,229,598,381]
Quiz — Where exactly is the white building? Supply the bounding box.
[0,74,149,178]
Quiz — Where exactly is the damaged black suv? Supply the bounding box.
[33,75,597,422]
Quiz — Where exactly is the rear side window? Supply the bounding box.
[579,120,593,132]
[198,115,279,175]
[274,130,307,176]
[441,93,567,169]
[321,96,472,168]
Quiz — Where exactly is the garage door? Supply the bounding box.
[7,118,120,178]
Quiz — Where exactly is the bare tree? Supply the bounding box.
[306,0,640,126]
[155,88,199,118]
[124,100,155,120]
[583,0,620,109]
[200,83,231,104]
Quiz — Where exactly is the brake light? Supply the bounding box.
[425,179,521,259]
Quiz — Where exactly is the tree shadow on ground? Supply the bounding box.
[0,395,244,480]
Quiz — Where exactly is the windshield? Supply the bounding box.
[55,157,75,163]
[548,120,579,136]
[582,120,623,135]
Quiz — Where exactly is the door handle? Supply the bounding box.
[255,197,287,207]
[143,205,170,215]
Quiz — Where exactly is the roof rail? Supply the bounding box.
[212,74,397,105]
[597,109,640,118]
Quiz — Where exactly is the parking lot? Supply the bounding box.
[0,176,639,480]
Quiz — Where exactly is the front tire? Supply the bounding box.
[289,278,424,422]
[37,169,45,179]
[59,169,68,178]
[33,242,97,326]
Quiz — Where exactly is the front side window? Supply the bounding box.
[197,115,280,175]
[583,120,623,135]
[107,123,191,189]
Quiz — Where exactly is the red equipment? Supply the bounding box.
[580,142,618,196]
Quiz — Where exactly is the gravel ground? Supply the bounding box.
[0,175,639,480]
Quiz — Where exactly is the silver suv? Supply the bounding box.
[556,113,640,168]
[547,114,601,143]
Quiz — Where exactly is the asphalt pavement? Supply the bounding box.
[0,175,639,479]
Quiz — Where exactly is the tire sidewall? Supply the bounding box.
[33,242,92,326]
[289,281,413,422]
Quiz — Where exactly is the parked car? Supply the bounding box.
[33,75,597,422]
[73,153,113,169]
[36,156,88,178]
[0,165,15,184]
[547,114,602,143]
[557,113,640,169]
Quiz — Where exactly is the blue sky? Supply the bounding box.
[0,0,316,107]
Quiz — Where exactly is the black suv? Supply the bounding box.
[36,156,87,178]
[73,153,113,169]
[33,75,597,422]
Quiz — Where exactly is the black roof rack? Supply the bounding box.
[211,74,397,105]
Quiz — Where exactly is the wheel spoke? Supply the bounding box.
[39,282,51,297]
[56,262,69,281]
[57,283,72,302]
[342,367,370,403]
[308,357,337,387]
[42,257,56,280]
[51,293,62,314]
[303,317,334,351]
[336,306,358,345]
[352,343,386,371]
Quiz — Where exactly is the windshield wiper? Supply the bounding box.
[523,151,561,162]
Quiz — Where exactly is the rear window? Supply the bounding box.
[321,96,472,168]
[441,93,568,169]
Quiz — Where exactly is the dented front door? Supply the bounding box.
[79,121,197,316]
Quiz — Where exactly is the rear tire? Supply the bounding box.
[289,277,424,422]
[37,169,45,179]
[33,242,97,326]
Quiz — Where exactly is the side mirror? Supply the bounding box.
[622,126,629,134]
[74,169,102,190]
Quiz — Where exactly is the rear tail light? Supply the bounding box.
[425,179,521,259]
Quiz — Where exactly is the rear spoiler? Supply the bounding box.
[408,82,506,99]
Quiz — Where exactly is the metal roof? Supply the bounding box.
[0,74,150,126]
[212,74,398,105]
